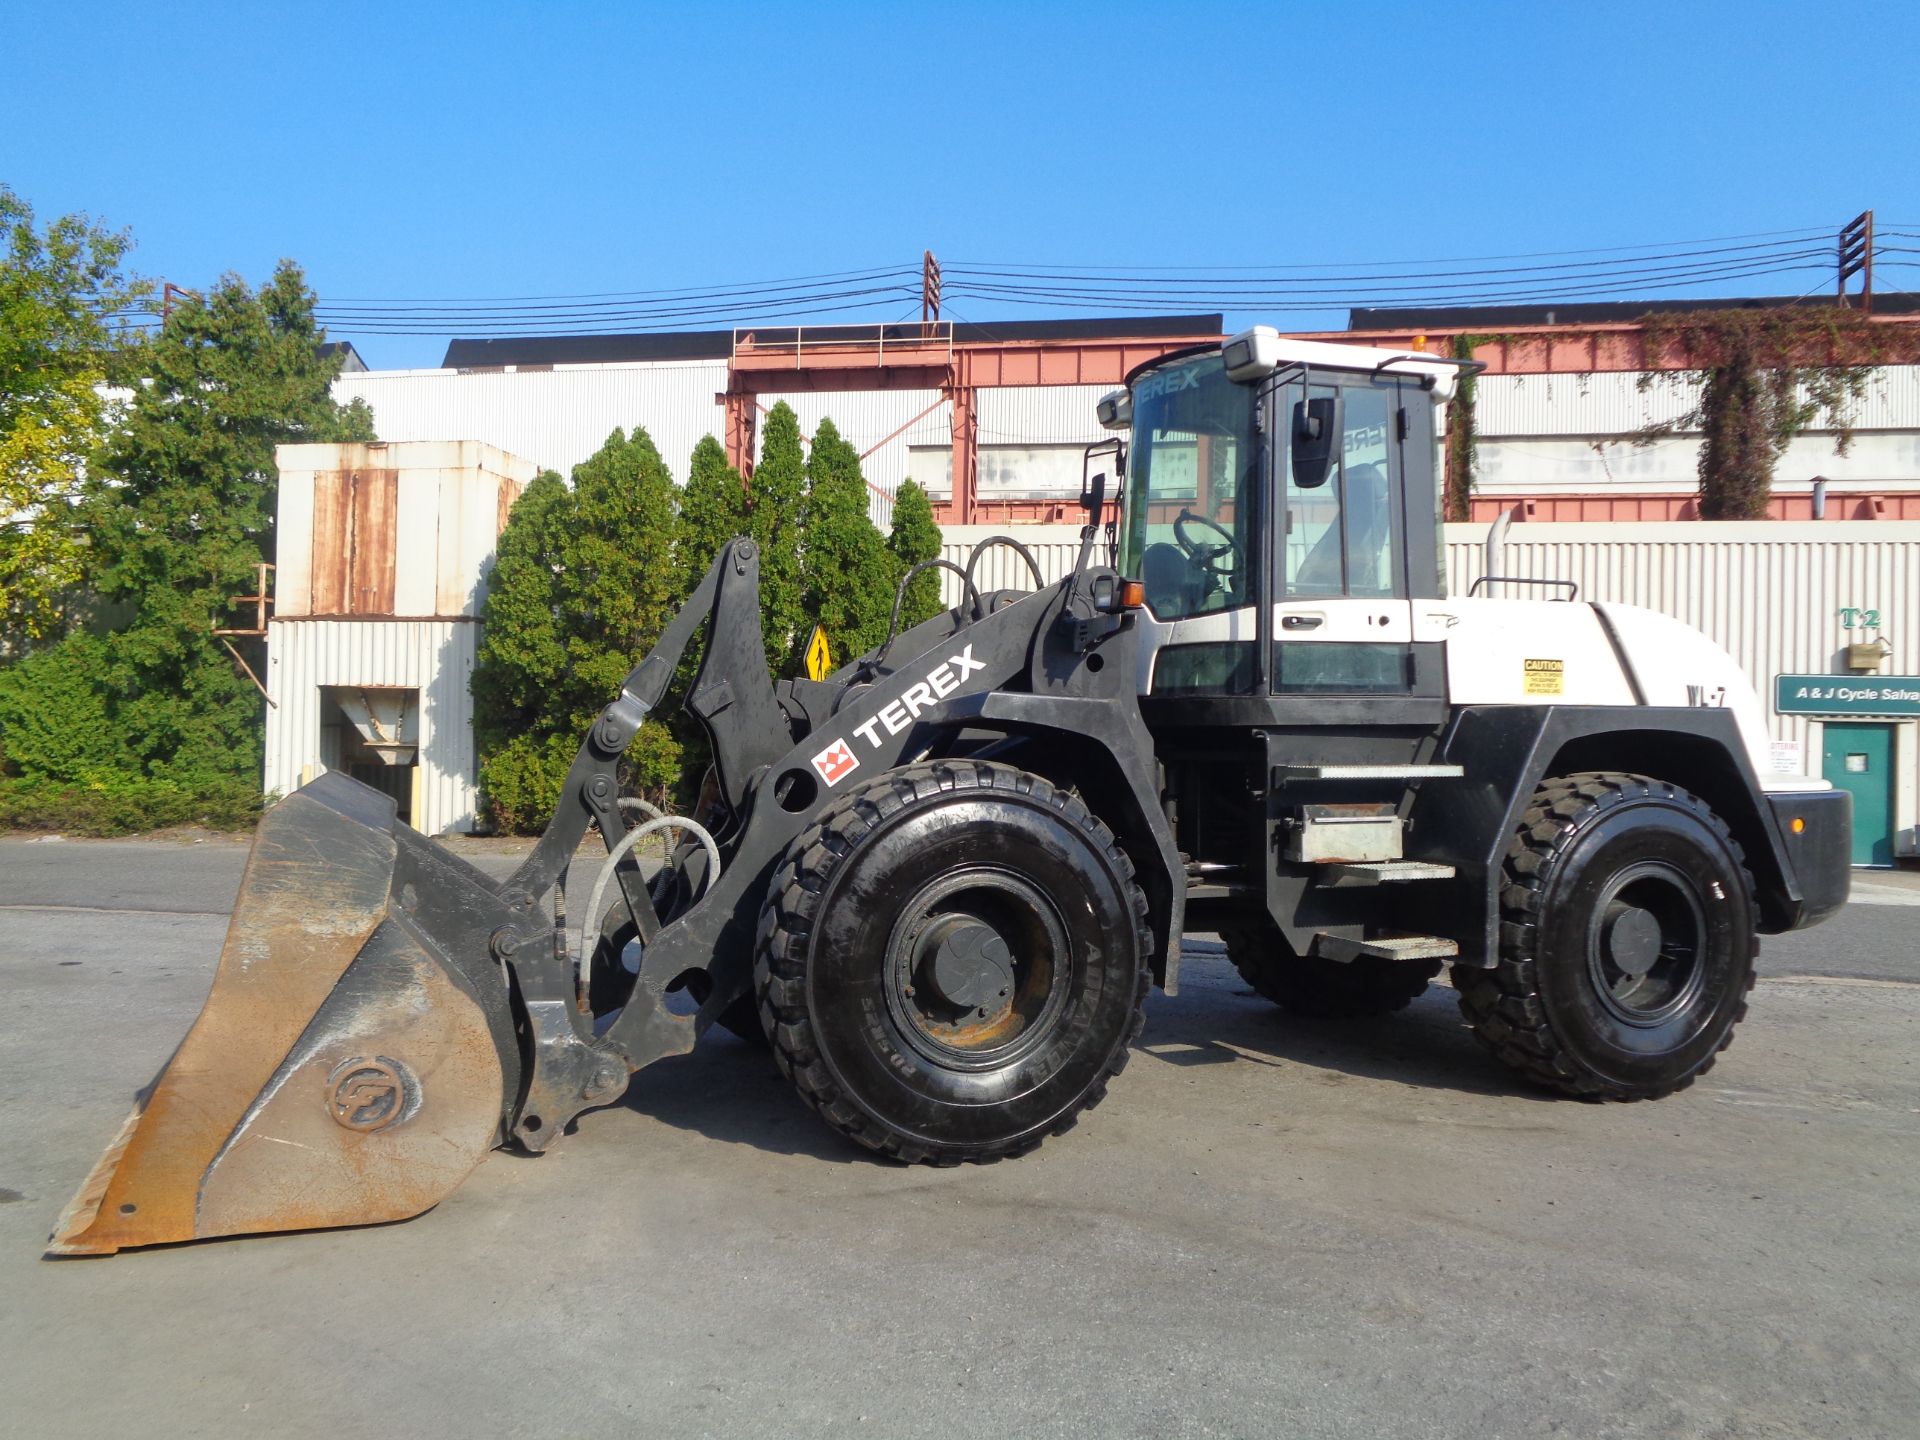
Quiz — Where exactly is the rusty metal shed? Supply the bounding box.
[265,440,537,834]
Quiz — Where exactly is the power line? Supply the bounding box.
[320,262,922,305]
[943,250,1835,306]
[946,225,1837,272]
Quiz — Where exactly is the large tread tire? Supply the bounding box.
[755,759,1151,1165]
[1221,924,1439,1018]
[1452,771,1758,1101]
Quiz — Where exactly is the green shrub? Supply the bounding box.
[478,730,578,835]
[0,774,263,836]
[0,632,127,783]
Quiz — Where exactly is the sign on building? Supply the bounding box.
[1774,675,1920,716]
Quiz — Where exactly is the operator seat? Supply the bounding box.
[1142,541,1202,616]
[1294,463,1389,593]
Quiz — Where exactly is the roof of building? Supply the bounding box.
[1347,295,1919,331]
[318,340,368,373]
[438,314,1223,369]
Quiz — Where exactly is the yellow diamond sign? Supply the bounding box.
[804,625,834,682]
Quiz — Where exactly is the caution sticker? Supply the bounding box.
[1523,658,1565,696]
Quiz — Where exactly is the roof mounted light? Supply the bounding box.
[1222,325,1285,383]
[1096,388,1132,431]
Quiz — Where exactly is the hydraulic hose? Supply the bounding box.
[578,811,722,999]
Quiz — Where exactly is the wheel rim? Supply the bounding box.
[1583,860,1709,1027]
[882,867,1073,1072]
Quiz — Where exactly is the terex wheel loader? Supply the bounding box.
[50,330,1853,1255]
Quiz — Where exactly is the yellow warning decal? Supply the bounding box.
[1523,658,1565,696]
[804,625,834,682]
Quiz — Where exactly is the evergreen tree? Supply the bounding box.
[562,427,682,718]
[470,469,570,773]
[801,417,896,659]
[81,262,371,785]
[748,401,807,673]
[677,433,749,592]
[886,477,944,629]
[472,428,685,831]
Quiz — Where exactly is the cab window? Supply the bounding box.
[1121,355,1259,620]
[1280,382,1399,599]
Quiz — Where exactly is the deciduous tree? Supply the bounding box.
[82,261,370,785]
[0,187,147,649]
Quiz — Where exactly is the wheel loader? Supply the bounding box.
[49,328,1852,1255]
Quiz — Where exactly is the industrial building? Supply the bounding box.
[258,311,1920,865]
[264,440,535,836]
[331,308,1920,527]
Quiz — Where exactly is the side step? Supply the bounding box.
[1272,763,1465,782]
[1312,932,1460,963]
[1315,860,1456,888]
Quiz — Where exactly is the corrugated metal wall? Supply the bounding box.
[1475,367,1920,437]
[977,385,1116,445]
[936,525,1086,604]
[335,362,731,479]
[264,618,482,835]
[334,365,1128,507]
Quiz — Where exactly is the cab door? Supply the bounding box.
[1270,373,1442,701]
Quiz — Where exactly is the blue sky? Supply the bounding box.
[7,1,1918,368]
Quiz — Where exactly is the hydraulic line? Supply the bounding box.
[577,811,721,998]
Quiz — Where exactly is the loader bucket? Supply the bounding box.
[48,773,522,1255]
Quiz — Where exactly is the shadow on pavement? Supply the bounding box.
[1138,965,1549,1101]
[605,949,1553,1161]
[607,1031,865,1164]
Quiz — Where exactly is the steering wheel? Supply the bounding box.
[1173,508,1242,579]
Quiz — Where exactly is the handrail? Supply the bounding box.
[1468,575,1579,600]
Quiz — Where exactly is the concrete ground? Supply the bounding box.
[1,835,1916,1439]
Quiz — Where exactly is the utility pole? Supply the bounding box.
[1837,211,1874,313]
[921,250,941,326]
[161,281,199,322]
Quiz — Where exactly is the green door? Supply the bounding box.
[1821,722,1897,867]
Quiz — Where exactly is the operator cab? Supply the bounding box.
[1108,328,1464,702]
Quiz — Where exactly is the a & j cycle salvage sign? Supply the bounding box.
[1774,675,1920,716]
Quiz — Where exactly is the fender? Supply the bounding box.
[1421,704,1808,967]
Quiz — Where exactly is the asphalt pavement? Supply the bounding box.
[1,835,1916,1439]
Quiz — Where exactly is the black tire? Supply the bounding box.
[755,759,1151,1164]
[1453,771,1758,1100]
[1221,922,1439,1017]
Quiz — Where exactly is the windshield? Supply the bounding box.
[1118,353,1259,620]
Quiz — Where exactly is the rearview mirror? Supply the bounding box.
[1291,396,1340,489]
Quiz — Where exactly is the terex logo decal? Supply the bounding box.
[811,738,861,787]
[1133,363,1204,403]
[807,645,989,785]
[849,644,986,750]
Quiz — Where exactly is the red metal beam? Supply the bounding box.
[1466,491,1920,522]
